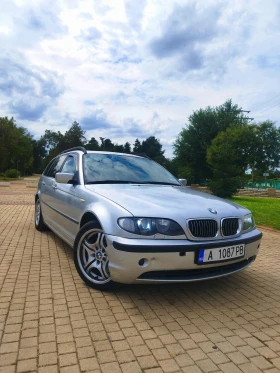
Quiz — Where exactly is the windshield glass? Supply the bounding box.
[83,153,180,185]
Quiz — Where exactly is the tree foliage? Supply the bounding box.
[254,121,280,173]
[206,125,256,197]
[206,122,280,197]
[173,99,280,196]
[0,117,171,176]
[133,136,165,164]
[207,125,256,176]
[0,117,34,175]
[173,100,248,183]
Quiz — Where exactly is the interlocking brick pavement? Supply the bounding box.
[0,189,280,373]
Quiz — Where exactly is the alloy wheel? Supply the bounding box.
[35,200,41,226]
[77,229,111,284]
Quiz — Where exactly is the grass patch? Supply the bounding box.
[229,196,280,230]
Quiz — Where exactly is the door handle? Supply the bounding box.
[42,182,45,186]
[52,183,58,190]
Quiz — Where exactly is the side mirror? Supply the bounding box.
[179,178,187,186]
[55,172,75,184]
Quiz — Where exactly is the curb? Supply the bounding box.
[257,225,280,233]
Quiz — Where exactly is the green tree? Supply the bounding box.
[207,125,257,197]
[114,144,125,153]
[42,121,87,167]
[141,136,165,160]
[32,138,47,173]
[207,125,257,176]
[64,121,86,149]
[206,121,280,197]
[174,100,248,183]
[104,138,115,152]
[0,117,18,173]
[253,121,280,174]
[85,137,100,150]
[15,127,34,175]
[0,117,34,175]
[42,129,64,153]
[133,138,142,153]
[206,120,280,194]
[124,142,131,154]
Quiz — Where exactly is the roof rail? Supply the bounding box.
[131,152,152,160]
[59,147,87,155]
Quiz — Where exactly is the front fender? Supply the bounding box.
[82,198,133,237]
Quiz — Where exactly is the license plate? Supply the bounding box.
[198,244,245,264]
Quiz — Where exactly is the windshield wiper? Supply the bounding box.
[86,180,137,185]
[137,181,180,186]
[86,180,180,186]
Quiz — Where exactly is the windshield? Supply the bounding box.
[83,153,180,185]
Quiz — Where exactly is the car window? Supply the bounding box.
[61,156,76,174]
[48,155,67,178]
[83,153,180,185]
[43,159,56,176]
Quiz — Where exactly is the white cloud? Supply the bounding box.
[0,0,279,157]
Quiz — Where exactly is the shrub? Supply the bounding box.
[208,177,239,198]
[5,169,19,178]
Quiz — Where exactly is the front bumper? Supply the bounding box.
[105,229,262,284]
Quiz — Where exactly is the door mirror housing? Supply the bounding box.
[55,172,76,184]
[179,178,187,186]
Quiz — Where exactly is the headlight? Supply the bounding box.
[118,217,185,236]
[242,214,255,232]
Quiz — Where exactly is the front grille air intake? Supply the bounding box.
[138,256,256,281]
[188,219,218,238]
[222,218,239,236]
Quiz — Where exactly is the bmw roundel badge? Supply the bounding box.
[208,208,217,214]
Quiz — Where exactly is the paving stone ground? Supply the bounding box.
[0,185,280,373]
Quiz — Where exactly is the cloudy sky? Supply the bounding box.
[1,0,280,157]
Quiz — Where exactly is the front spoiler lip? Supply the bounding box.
[112,232,262,253]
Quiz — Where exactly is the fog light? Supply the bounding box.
[138,258,149,267]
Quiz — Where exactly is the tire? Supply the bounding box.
[35,199,48,231]
[74,221,114,290]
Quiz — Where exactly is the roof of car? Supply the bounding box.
[60,147,150,159]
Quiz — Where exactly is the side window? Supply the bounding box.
[49,156,67,178]
[43,159,55,176]
[45,158,58,177]
[61,156,76,174]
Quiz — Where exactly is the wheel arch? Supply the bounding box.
[80,212,102,230]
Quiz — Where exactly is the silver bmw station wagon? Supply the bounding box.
[35,147,262,290]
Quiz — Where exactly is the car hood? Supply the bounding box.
[85,184,248,219]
